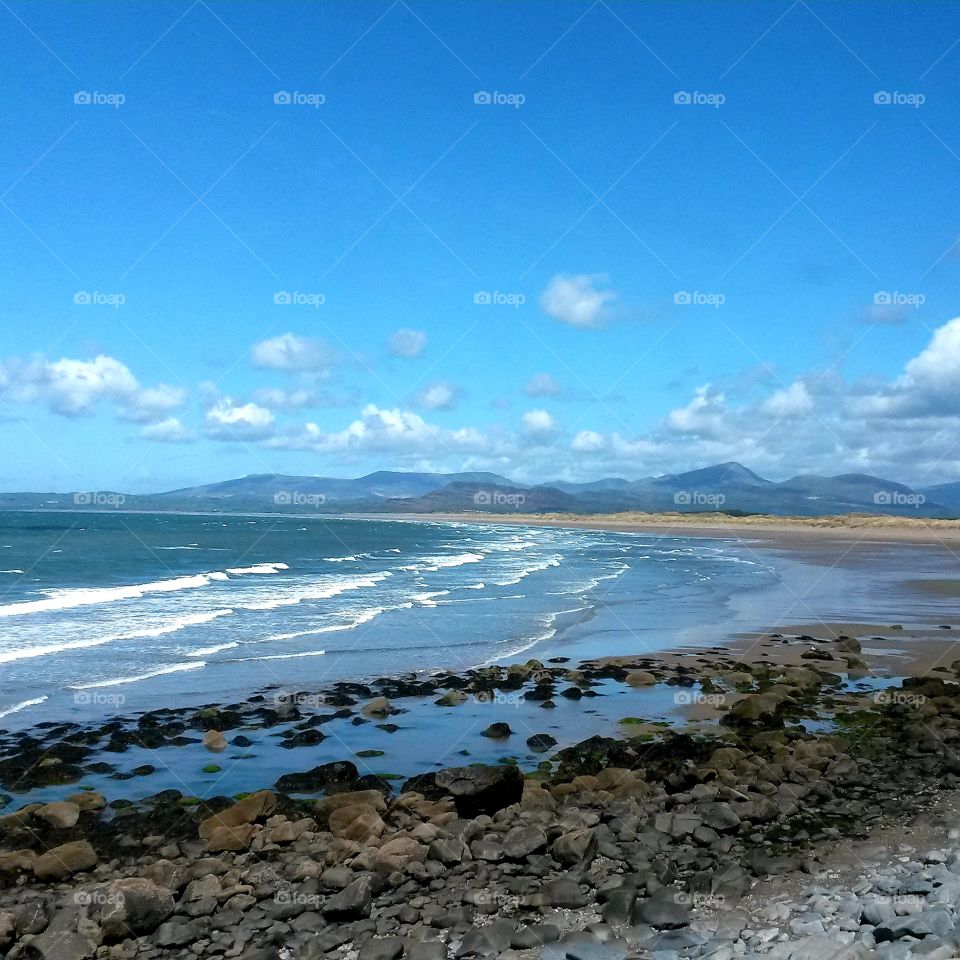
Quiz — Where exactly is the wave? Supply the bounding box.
[411,590,450,607]
[0,609,234,664]
[231,649,326,663]
[0,696,48,720]
[69,662,206,689]
[493,554,562,586]
[263,607,386,642]
[225,562,289,575]
[185,641,239,657]
[238,571,392,611]
[0,569,24,574]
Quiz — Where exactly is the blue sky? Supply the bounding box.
[1,0,959,492]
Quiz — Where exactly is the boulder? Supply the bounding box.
[314,789,386,825]
[35,800,81,829]
[625,671,657,686]
[552,827,597,865]
[199,789,276,839]
[432,764,523,817]
[32,840,97,879]
[203,730,228,752]
[276,760,359,794]
[97,878,175,941]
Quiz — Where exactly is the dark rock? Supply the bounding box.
[527,734,558,753]
[632,890,691,930]
[428,764,523,817]
[275,761,359,794]
[481,722,512,739]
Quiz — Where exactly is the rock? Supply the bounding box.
[432,764,523,817]
[504,824,548,858]
[552,827,597,865]
[699,801,742,832]
[633,890,691,930]
[459,918,516,955]
[362,697,393,719]
[68,791,107,812]
[0,849,36,873]
[203,729,228,752]
[97,878,175,941]
[323,874,377,920]
[0,911,15,950]
[481,722,512,738]
[205,823,255,852]
[375,835,427,871]
[32,840,98,879]
[407,943,447,960]
[428,835,468,864]
[544,878,588,908]
[199,789,276,839]
[276,760,360,794]
[513,923,560,948]
[358,937,405,960]
[625,671,657,686]
[35,800,81,829]
[436,690,468,707]
[328,804,386,843]
[527,734,558,752]
[155,919,197,947]
[314,789,387,825]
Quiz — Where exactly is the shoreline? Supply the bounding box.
[394,510,960,544]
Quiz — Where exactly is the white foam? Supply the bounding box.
[0,573,214,618]
[0,609,234,664]
[225,562,289,575]
[238,571,392,611]
[69,662,205,689]
[185,641,239,657]
[0,696,48,720]
[0,569,24,574]
[263,607,386,643]
[493,554,562,586]
[233,649,326,663]
[411,590,450,607]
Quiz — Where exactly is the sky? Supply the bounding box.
[1,0,959,493]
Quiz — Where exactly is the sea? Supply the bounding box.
[0,510,953,731]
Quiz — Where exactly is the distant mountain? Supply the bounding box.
[158,470,516,503]
[1,462,957,518]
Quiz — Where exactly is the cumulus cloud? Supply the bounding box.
[141,417,194,443]
[522,409,556,439]
[250,333,335,374]
[665,385,727,437]
[524,373,562,397]
[540,273,615,328]
[762,381,813,418]
[204,398,275,441]
[387,328,427,359]
[0,353,184,424]
[415,381,459,411]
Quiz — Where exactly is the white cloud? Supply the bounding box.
[904,316,960,399]
[522,409,556,438]
[525,372,562,397]
[252,387,316,409]
[204,398,275,441]
[665,385,727,437]
[415,381,458,411]
[119,384,187,423]
[250,333,335,373]
[540,273,615,328]
[142,417,194,443]
[571,429,605,452]
[387,328,427,359]
[762,381,813,418]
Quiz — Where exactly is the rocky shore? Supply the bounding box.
[3,630,960,960]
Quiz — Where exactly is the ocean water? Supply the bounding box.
[0,511,784,728]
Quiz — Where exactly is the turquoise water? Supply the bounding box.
[0,511,778,727]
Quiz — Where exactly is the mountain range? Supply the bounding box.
[3,463,960,518]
